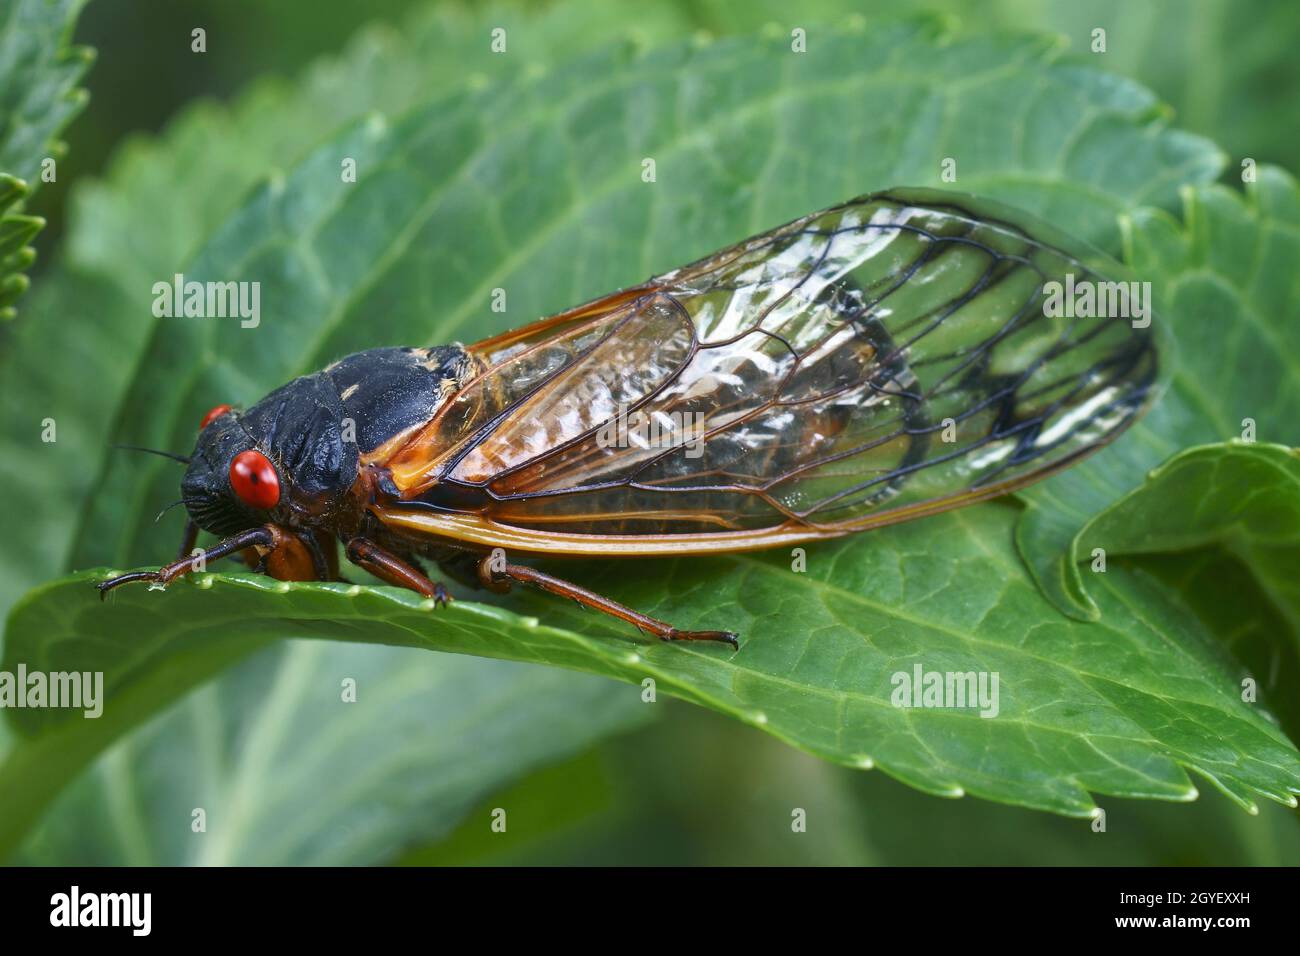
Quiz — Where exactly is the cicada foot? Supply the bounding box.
[663,628,740,649]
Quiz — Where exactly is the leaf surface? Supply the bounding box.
[0,0,91,319]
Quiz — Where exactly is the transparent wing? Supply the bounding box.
[381,189,1158,538]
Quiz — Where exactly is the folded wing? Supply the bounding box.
[379,189,1158,541]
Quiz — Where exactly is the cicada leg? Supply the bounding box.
[307,528,340,580]
[175,519,199,561]
[103,525,345,598]
[99,524,282,597]
[345,538,451,607]
[475,554,739,648]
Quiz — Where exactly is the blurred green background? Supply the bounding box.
[13,0,1300,865]
[30,0,1299,267]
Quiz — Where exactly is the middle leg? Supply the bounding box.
[346,537,450,606]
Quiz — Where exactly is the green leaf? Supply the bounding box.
[750,0,1300,177]
[474,703,1300,866]
[1017,168,1300,619]
[837,749,1300,866]
[1121,546,1300,750]
[62,0,695,297]
[1038,439,1300,741]
[7,18,1294,851]
[0,0,92,320]
[1023,0,1300,175]
[5,503,1298,851]
[1074,442,1300,636]
[14,640,646,865]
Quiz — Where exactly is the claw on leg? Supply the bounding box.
[664,628,740,649]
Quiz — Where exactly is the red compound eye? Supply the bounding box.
[229,449,280,509]
[199,404,233,430]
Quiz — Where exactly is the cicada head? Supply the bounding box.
[182,409,278,536]
[182,375,360,536]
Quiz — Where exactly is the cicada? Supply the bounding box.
[100,189,1158,646]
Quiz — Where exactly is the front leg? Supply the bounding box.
[346,537,450,606]
[99,524,282,596]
